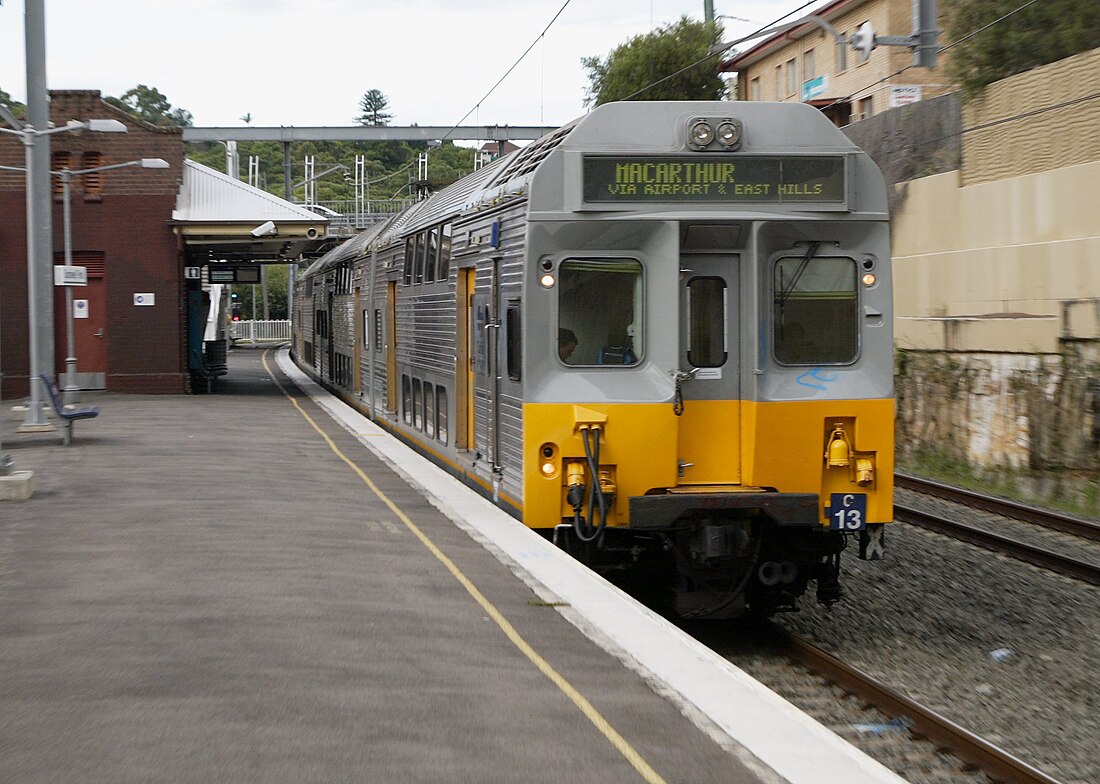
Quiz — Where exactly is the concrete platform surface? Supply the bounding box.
[0,348,907,784]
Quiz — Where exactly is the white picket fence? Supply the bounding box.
[230,320,291,343]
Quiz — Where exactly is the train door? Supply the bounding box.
[456,267,476,450]
[469,260,501,471]
[385,281,397,412]
[676,254,741,484]
[353,286,362,396]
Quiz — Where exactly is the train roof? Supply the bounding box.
[299,101,881,278]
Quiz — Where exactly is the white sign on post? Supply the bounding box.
[74,299,89,319]
[889,85,923,107]
[54,265,88,286]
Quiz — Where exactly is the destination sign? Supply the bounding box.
[582,155,846,204]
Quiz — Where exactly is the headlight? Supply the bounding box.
[690,120,714,146]
[716,121,740,147]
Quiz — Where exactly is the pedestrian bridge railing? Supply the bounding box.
[230,320,291,343]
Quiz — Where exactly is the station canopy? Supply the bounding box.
[171,160,331,265]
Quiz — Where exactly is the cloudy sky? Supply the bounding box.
[1,0,808,133]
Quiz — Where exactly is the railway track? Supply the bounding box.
[894,474,1100,586]
[703,623,1068,784]
[699,624,1069,782]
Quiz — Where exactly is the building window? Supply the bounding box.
[51,151,71,196]
[82,152,103,194]
[750,77,761,101]
[785,59,797,97]
[836,35,848,72]
[859,96,873,119]
[775,66,782,99]
[804,49,815,81]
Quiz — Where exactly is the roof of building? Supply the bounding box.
[718,0,868,71]
[172,160,327,223]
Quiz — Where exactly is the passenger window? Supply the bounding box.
[412,379,423,429]
[436,387,448,445]
[558,259,643,366]
[687,277,727,368]
[425,228,438,283]
[506,302,522,382]
[773,255,858,364]
[402,375,412,424]
[403,239,414,285]
[438,224,452,282]
[413,234,425,285]
[424,383,435,437]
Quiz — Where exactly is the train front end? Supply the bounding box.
[521,101,893,618]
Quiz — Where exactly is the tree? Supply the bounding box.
[582,17,727,107]
[0,87,25,120]
[105,84,194,127]
[356,89,393,126]
[945,0,1100,98]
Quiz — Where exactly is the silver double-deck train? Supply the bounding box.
[292,101,893,618]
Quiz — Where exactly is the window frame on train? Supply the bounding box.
[557,258,644,367]
[772,254,859,366]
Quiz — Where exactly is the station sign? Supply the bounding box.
[582,155,847,204]
[208,266,261,283]
[53,265,88,286]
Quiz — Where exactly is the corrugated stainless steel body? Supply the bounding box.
[292,100,892,528]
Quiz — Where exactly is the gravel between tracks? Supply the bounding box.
[767,491,1100,784]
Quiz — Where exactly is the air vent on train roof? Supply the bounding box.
[487,123,576,187]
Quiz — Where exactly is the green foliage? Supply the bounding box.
[582,16,727,106]
[356,89,393,126]
[0,87,25,120]
[105,84,194,127]
[945,0,1100,98]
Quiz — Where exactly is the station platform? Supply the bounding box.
[0,347,907,784]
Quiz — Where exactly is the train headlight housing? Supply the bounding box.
[862,272,876,287]
[540,273,556,288]
[689,120,714,147]
[716,120,742,148]
[688,117,743,151]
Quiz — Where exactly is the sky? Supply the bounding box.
[0,0,809,136]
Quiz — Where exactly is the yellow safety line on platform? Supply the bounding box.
[262,350,667,784]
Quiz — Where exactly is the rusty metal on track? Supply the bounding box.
[894,503,1100,586]
[895,473,1100,542]
[777,631,1067,784]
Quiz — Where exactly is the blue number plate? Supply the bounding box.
[827,493,867,531]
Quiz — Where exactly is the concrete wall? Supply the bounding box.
[892,48,1100,471]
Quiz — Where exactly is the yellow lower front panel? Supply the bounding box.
[522,397,894,530]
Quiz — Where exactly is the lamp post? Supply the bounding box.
[0,112,128,429]
[54,158,170,404]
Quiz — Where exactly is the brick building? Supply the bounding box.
[0,90,187,395]
[719,0,953,126]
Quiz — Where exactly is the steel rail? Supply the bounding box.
[895,504,1100,586]
[895,472,1100,542]
[777,630,1068,784]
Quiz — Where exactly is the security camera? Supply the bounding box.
[250,220,277,237]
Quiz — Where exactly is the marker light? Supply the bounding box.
[690,120,714,146]
[862,272,876,286]
[716,121,740,147]
[540,273,556,288]
[541,462,556,477]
